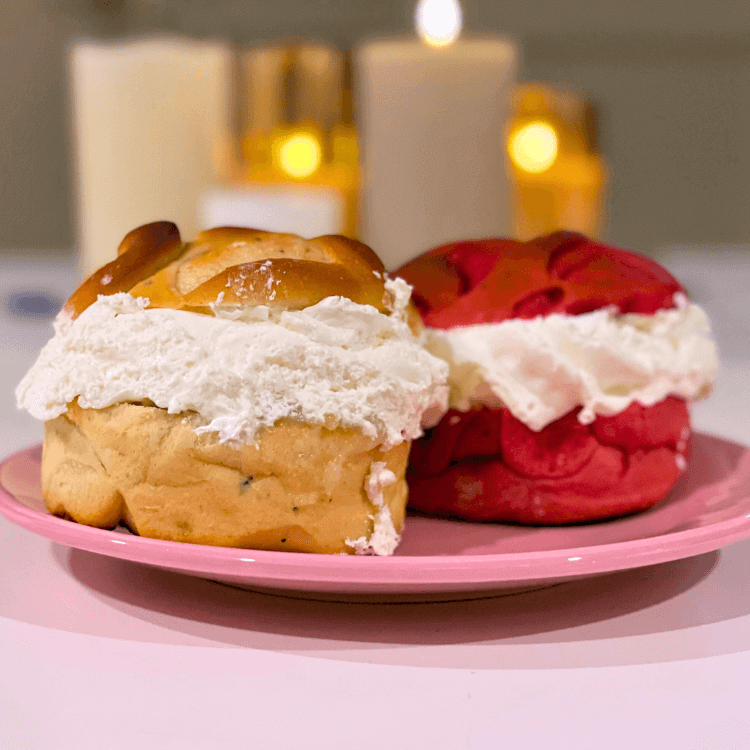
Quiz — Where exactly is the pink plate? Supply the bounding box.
[2,433,750,602]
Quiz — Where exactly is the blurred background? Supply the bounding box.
[2,0,750,260]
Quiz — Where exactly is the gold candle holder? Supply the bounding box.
[223,43,358,237]
[508,83,609,240]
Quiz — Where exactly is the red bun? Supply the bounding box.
[396,232,690,524]
[408,399,690,524]
[396,231,684,329]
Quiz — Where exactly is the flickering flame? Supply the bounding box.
[509,121,559,174]
[415,0,462,47]
[276,132,322,179]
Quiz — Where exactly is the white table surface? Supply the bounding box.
[2,247,749,750]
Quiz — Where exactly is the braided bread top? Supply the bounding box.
[64,222,396,320]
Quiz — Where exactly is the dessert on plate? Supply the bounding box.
[396,231,718,524]
[17,222,448,554]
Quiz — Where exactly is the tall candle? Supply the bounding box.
[71,38,231,276]
[357,35,517,269]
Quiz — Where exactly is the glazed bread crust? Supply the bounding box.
[63,223,395,320]
[43,402,409,554]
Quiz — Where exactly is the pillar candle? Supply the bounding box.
[70,37,231,276]
[356,38,518,269]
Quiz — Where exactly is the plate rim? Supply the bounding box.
[2,436,750,588]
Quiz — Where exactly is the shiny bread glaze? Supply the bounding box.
[64,223,396,319]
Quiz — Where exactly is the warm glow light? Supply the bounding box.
[277,132,322,179]
[415,0,462,47]
[509,121,559,174]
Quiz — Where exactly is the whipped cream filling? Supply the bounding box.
[425,300,717,431]
[17,284,448,447]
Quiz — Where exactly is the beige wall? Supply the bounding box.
[2,0,749,252]
[1,1,77,248]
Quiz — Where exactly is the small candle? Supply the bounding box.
[357,4,517,268]
[199,183,346,238]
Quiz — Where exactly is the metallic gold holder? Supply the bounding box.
[508,83,609,240]
[222,43,357,237]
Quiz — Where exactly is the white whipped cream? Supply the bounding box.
[426,301,717,431]
[346,461,399,556]
[17,288,448,447]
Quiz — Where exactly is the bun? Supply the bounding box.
[43,402,408,553]
[397,232,707,525]
[407,399,690,524]
[35,223,435,554]
[397,231,683,328]
[64,222,393,320]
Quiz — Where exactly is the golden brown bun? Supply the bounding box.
[48,223,419,553]
[43,402,409,554]
[63,223,397,320]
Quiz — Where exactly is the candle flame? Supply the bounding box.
[509,121,559,174]
[276,132,322,179]
[415,0,462,48]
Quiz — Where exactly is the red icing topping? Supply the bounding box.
[396,231,684,329]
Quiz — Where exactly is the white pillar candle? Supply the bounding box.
[357,37,517,269]
[70,37,231,277]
